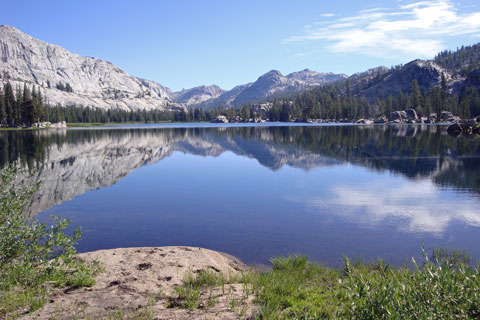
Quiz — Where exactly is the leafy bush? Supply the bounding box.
[249,250,480,319]
[0,166,99,317]
[344,247,480,319]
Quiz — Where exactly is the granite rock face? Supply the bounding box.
[0,25,179,111]
[0,25,347,111]
[198,69,347,108]
[170,85,226,105]
[360,60,463,101]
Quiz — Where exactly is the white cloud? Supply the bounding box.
[320,13,335,17]
[286,0,480,59]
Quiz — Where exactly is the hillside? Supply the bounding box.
[197,69,347,109]
[0,25,346,112]
[0,25,180,111]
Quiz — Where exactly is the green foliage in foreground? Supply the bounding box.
[0,166,100,318]
[252,250,480,319]
[174,249,480,319]
[168,267,241,309]
[251,255,343,319]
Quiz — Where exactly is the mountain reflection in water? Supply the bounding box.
[1,124,479,266]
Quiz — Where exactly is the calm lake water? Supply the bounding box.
[1,123,480,267]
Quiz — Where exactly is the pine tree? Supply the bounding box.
[4,82,15,127]
[22,84,34,126]
[411,79,423,114]
[34,87,44,123]
[0,89,5,126]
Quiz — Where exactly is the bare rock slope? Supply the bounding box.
[0,25,347,110]
[0,25,178,111]
[199,69,347,108]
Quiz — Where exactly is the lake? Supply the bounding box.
[1,123,480,267]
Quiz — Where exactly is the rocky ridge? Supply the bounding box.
[198,69,347,109]
[0,25,181,111]
[360,59,462,101]
[0,25,346,111]
[170,85,226,105]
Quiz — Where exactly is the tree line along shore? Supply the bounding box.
[1,77,479,131]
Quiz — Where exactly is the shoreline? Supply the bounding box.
[15,245,480,319]
[0,120,463,131]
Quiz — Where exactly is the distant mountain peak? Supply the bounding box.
[260,70,284,78]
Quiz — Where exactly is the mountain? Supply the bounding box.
[359,59,461,101]
[0,25,347,111]
[0,25,180,111]
[287,68,346,83]
[170,85,225,105]
[194,69,347,109]
[347,44,480,102]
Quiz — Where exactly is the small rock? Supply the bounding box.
[137,262,152,271]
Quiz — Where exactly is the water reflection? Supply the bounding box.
[304,179,480,235]
[1,124,480,265]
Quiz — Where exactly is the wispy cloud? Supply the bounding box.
[286,1,480,59]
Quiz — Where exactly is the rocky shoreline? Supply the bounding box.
[210,109,479,128]
[24,247,256,320]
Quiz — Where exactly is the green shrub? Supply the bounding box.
[344,247,480,319]
[250,250,480,319]
[0,166,99,317]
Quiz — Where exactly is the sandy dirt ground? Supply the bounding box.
[23,246,257,319]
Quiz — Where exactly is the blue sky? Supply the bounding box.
[1,0,480,91]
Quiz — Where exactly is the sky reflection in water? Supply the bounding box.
[2,124,478,267]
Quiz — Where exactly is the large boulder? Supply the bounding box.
[447,119,480,134]
[447,122,462,133]
[406,109,418,121]
[229,115,243,123]
[49,121,67,129]
[374,116,388,124]
[210,115,229,123]
[391,111,407,121]
[447,116,461,123]
[440,111,453,121]
[355,119,374,124]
